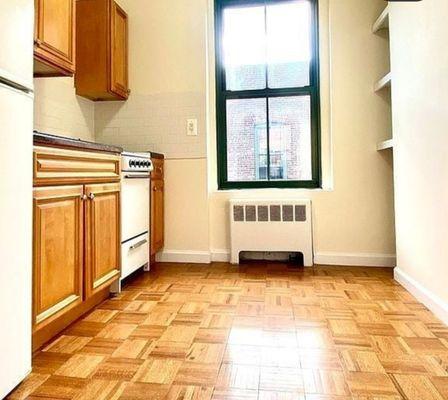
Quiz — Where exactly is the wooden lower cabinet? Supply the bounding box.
[32,146,121,350]
[33,185,84,329]
[150,179,164,256]
[85,183,121,298]
[150,155,165,258]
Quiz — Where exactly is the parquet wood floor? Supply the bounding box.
[8,262,448,400]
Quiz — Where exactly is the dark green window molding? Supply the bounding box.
[215,0,321,190]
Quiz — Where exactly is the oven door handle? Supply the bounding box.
[130,239,148,250]
[124,174,151,179]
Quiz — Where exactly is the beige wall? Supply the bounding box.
[164,159,209,252]
[390,0,448,306]
[32,0,396,265]
[34,77,95,141]
[95,0,207,158]
[95,0,211,254]
[208,0,396,264]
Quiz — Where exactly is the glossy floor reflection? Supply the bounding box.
[8,262,448,399]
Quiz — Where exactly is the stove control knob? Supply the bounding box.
[130,160,135,167]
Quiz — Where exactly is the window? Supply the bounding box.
[215,0,321,189]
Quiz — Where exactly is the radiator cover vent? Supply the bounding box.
[230,199,313,266]
[232,204,308,223]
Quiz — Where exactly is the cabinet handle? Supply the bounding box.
[157,167,163,173]
[80,194,87,201]
[130,239,147,250]
[88,193,95,200]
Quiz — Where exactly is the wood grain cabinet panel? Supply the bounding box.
[151,158,164,180]
[33,185,84,329]
[75,0,129,101]
[111,2,128,98]
[32,145,122,351]
[33,146,121,186]
[151,179,164,256]
[34,0,76,76]
[85,183,121,298]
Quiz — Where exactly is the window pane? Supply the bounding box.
[268,96,312,180]
[227,98,267,182]
[267,1,311,89]
[223,6,266,91]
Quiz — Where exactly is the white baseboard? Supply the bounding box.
[210,249,230,262]
[394,267,448,326]
[156,250,211,264]
[314,252,396,267]
[156,249,395,268]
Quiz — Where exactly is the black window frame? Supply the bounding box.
[215,0,321,190]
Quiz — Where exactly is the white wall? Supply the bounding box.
[390,0,448,319]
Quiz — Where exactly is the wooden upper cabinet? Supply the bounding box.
[85,183,121,298]
[33,185,84,329]
[34,0,76,76]
[75,0,129,101]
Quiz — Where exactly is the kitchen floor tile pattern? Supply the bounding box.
[8,262,448,399]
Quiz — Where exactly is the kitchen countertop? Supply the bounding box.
[34,131,123,154]
[150,151,164,159]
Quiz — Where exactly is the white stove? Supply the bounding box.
[113,152,153,292]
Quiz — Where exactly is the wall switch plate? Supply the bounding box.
[187,118,198,136]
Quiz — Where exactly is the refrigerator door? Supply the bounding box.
[0,83,33,399]
[0,0,34,91]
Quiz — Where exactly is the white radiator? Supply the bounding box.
[229,199,313,266]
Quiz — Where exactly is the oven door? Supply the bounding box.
[121,173,150,242]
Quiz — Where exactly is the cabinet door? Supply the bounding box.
[151,179,164,256]
[85,182,120,297]
[33,185,84,328]
[110,1,129,98]
[34,0,75,76]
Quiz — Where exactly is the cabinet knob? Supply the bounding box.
[81,194,87,201]
[88,193,95,200]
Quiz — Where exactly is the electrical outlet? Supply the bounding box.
[187,118,198,136]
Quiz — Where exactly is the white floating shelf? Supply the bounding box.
[374,72,392,92]
[372,5,389,33]
[377,139,394,151]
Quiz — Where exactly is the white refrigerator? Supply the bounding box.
[0,1,34,398]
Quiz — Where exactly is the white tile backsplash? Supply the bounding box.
[95,92,206,158]
[34,79,205,159]
[34,77,95,141]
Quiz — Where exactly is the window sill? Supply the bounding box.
[210,186,334,196]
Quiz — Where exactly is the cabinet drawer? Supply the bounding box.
[151,158,164,180]
[34,146,121,185]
